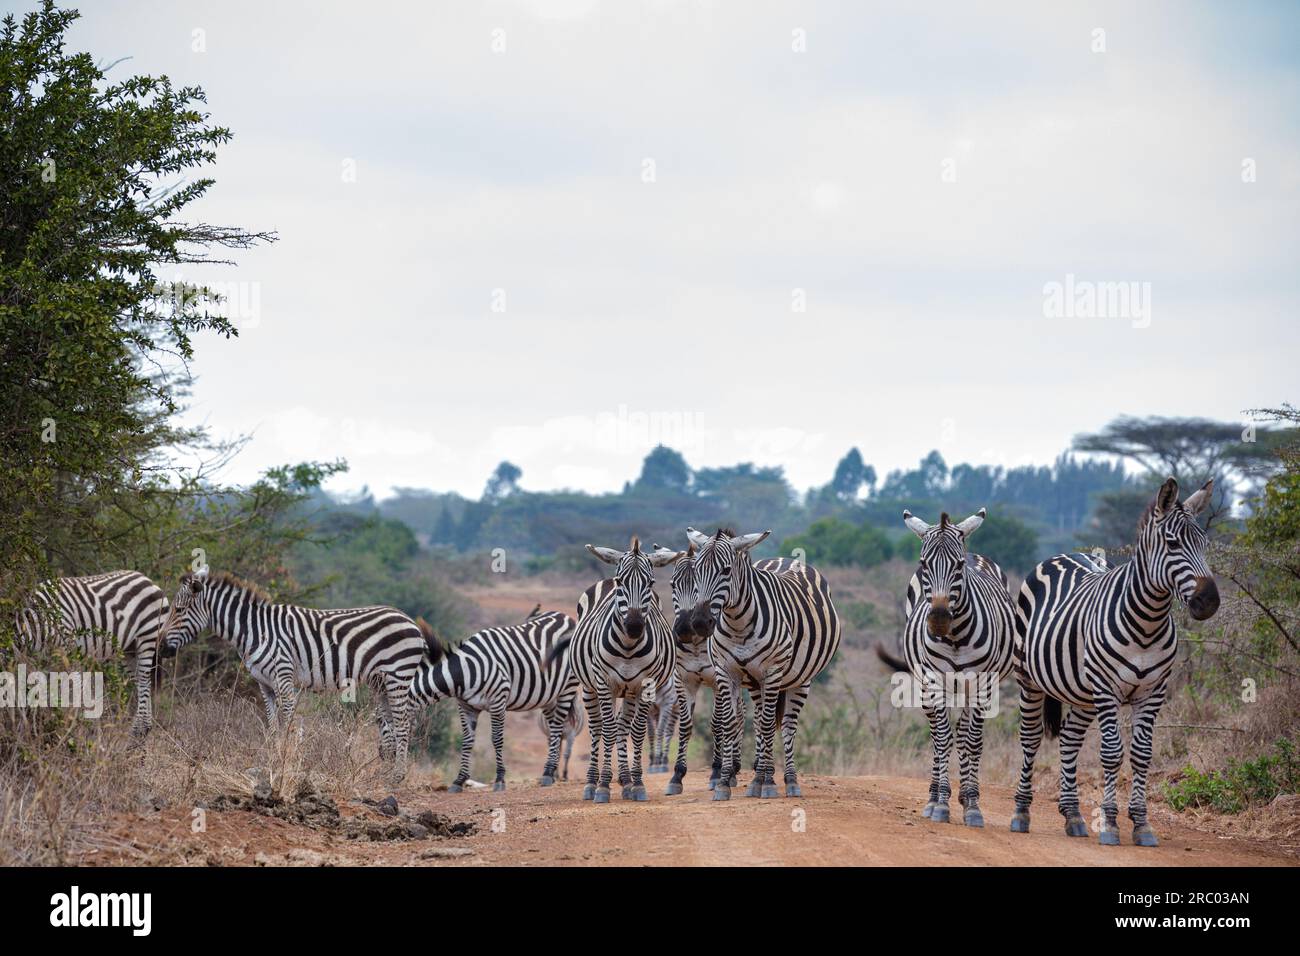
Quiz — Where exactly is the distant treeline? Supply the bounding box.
[314,445,1145,574]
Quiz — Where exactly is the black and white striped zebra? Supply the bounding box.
[535,704,585,781]
[1011,477,1220,847]
[14,570,168,741]
[408,609,579,791]
[878,509,1015,827]
[686,527,841,801]
[551,538,680,804]
[160,570,433,783]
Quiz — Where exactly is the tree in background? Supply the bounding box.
[483,461,522,501]
[634,444,692,494]
[784,518,893,568]
[0,2,282,613]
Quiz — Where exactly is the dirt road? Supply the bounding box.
[86,770,1295,867]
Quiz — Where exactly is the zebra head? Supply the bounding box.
[652,540,699,644]
[587,537,682,644]
[1138,477,1219,621]
[684,526,771,637]
[903,508,986,639]
[159,570,211,657]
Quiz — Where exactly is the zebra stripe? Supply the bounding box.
[160,571,431,783]
[686,526,842,801]
[408,609,579,791]
[888,508,1014,827]
[559,538,679,804]
[15,570,168,740]
[1011,477,1220,847]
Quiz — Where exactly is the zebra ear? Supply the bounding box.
[648,547,686,568]
[1154,477,1180,515]
[586,544,623,565]
[1183,478,1214,516]
[955,508,986,535]
[903,511,931,538]
[731,530,771,553]
[685,527,712,550]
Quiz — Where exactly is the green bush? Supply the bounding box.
[783,518,892,568]
[1164,737,1300,814]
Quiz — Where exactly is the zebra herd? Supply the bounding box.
[10,476,1219,847]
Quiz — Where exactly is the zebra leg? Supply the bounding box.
[1096,693,1124,846]
[582,688,601,800]
[257,682,279,734]
[922,702,954,822]
[562,729,574,780]
[373,679,395,762]
[127,650,155,743]
[594,682,617,804]
[780,683,811,798]
[489,697,507,791]
[1057,705,1096,837]
[666,681,695,796]
[627,696,649,801]
[540,705,563,786]
[712,674,742,801]
[1128,690,1166,847]
[708,687,723,790]
[1011,680,1045,833]
[747,678,782,799]
[449,703,478,793]
[616,696,634,798]
[384,674,412,785]
[955,707,986,827]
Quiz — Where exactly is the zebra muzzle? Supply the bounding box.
[927,604,953,638]
[1187,577,1220,621]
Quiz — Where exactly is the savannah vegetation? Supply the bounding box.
[0,3,1297,862]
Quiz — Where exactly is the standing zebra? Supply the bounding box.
[878,509,1014,827]
[408,609,579,791]
[1011,478,1220,846]
[686,527,841,801]
[551,538,680,804]
[160,570,432,784]
[14,570,168,741]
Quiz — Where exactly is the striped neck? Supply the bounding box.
[205,578,275,654]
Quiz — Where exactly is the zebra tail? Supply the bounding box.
[416,617,446,664]
[875,643,909,673]
[1043,697,1062,739]
[544,635,573,669]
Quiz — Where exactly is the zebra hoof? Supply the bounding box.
[665,780,683,796]
[582,784,595,801]
[930,805,950,824]
[492,781,506,792]
[745,779,762,798]
[964,809,984,828]
[786,783,802,798]
[707,777,717,791]
[1065,815,1089,838]
[1099,828,1121,846]
[447,784,463,794]
[632,785,648,802]
[922,802,935,819]
[1133,825,1159,847]
[593,787,611,804]
[539,775,555,787]
[713,785,731,802]
[1009,812,1030,833]
[760,784,779,799]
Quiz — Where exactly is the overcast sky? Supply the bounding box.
[45,1,1300,498]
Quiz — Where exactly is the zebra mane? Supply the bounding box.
[210,571,273,605]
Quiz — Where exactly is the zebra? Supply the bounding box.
[408,609,579,791]
[550,537,680,804]
[876,509,1015,827]
[14,570,168,741]
[646,680,677,774]
[535,704,586,780]
[1011,477,1220,847]
[686,526,841,801]
[159,570,433,784]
